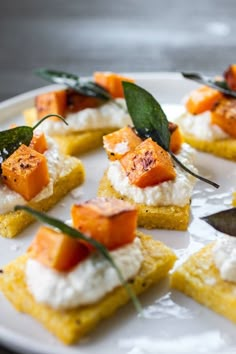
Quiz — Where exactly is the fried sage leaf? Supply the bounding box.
[35,68,111,101]
[201,208,236,236]
[123,82,170,150]
[0,114,67,166]
[14,205,142,313]
[123,82,219,188]
[181,72,236,98]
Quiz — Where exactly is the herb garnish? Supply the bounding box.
[201,208,236,236]
[0,114,67,167]
[14,205,142,313]
[181,72,236,98]
[122,82,219,189]
[35,68,125,111]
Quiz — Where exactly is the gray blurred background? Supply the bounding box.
[0,1,236,353]
[1,0,236,102]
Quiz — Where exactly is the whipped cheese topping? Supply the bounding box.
[177,112,229,141]
[37,99,131,135]
[213,235,236,282]
[26,238,143,310]
[0,136,69,214]
[107,143,197,207]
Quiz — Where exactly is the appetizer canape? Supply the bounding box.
[171,208,236,323]
[24,70,133,155]
[0,119,85,238]
[98,126,196,230]
[0,198,176,344]
[177,65,236,160]
[97,82,217,231]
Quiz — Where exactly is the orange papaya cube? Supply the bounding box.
[1,144,49,201]
[66,89,101,113]
[120,138,176,188]
[29,132,48,154]
[28,226,89,272]
[35,90,67,120]
[71,197,137,250]
[211,98,236,138]
[169,123,183,154]
[185,86,223,115]
[224,64,236,90]
[103,126,142,161]
[93,72,134,98]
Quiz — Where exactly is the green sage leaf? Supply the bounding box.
[123,82,219,189]
[181,72,236,98]
[201,208,236,236]
[123,82,170,150]
[14,205,142,313]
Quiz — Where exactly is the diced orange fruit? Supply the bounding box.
[29,132,48,154]
[71,197,137,250]
[93,72,134,98]
[169,123,183,154]
[103,126,142,161]
[35,90,67,120]
[224,64,236,91]
[120,138,176,188]
[28,226,89,271]
[211,98,236,138]
[1,144,49,201]
[185,85,223,115]
[66,89,101,113]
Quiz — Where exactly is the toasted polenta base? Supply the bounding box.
[97,171,190,230]
[182,133,236,160]
[171,243,236,323]
[0,157,85,238]
[233,192,236,207]
[0,232,176,344]
[24,107,119,156]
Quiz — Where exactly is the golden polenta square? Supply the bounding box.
[233,192,236,207]
[24,107,119,156]
[97,171,190,230]
[0,232,176,345]
[182,133,236,161]
[0,156,85,238]
[171,243,236,323]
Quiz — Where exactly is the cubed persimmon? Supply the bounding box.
[94,72,134,98]
[66,89,101,113]
[1,144,49,201]
[185,86,222,115]
[35,90,67,120]
[71,197,137,250]
[211,98,236,138]
[120,138,176,188]
[103,126,142,161]
[169,123,183,154]
[28,226,89,271]
[224,64,236,91]
[29,132,48,154]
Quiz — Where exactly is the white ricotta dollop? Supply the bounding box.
[107,143,197,207]
[213,235,236,282]
[26,238,143,310]
[0,137,70,214]
[37,99,131,135]
[177,112,229,141]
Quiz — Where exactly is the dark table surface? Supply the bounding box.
[0,0,236,353]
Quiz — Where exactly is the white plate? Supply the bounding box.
[0,73,235,354]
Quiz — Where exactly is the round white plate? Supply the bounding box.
[0,73,235,354]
